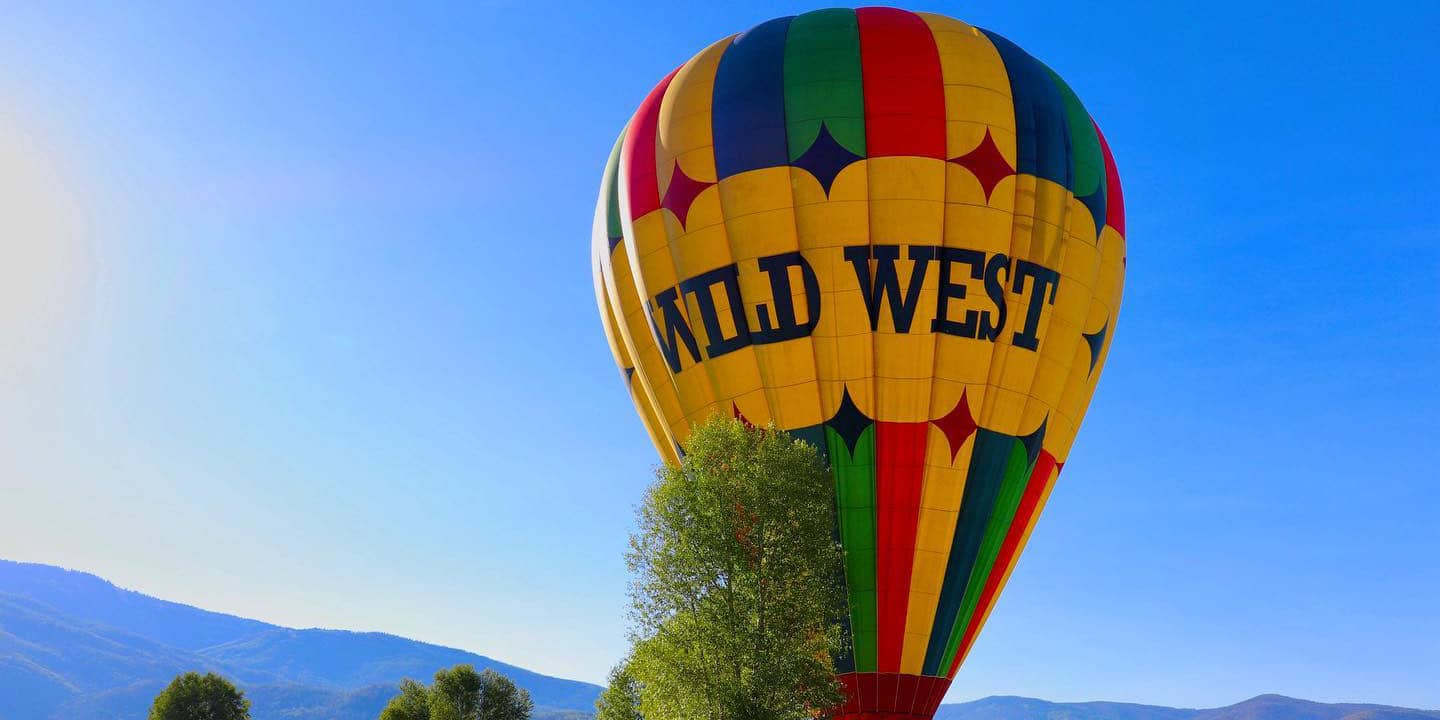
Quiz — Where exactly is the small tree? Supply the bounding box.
[379,679,432,720]
[430,665,484,720]
[475,669,533,720]
[595,662,642,720]
[378,665,533,720]
[148,672,250,720]
[625,416,847,720]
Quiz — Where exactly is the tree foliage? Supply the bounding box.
[379,679,432,720]
[148,672,251,720]
[594,662,643,720]
[476,668,533,720]
[625,416,846,720]
[378,665,533,720]
[430,665,484,720]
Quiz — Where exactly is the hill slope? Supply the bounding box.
[936,695,1199,720]
[0,561,267,651]
[936,695,1440,720]
[0,559,601,719]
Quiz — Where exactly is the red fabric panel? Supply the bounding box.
[856,7,945,159]
[916,676,938,716]
[876,673,899,713]
[1094,121,1125,235]
[859,672,879,713]
[949,451,1058,675]
[896,673,920,715]
[837,673,955,719]
[839,672,862,715]
[622,68,678,219]
[929,676,953,715]
[874,421,928,672]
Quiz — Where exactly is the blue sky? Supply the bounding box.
[1,0,1436,709]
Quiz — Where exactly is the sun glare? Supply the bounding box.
[0,115,92,375]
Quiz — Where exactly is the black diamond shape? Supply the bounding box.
[1082,319,1108,374]
[792,122,862,196]
[1019,417,1048,466]
[1079,189,1107,242]
[826,386,873,454]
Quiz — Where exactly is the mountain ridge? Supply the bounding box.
[3,559,1435,720]
[935,694,1440,720]
[0,559,601,719]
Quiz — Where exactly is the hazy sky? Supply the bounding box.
[1,0,1437,709]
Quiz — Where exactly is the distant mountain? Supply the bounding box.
[0,561,268,651]
[936,695,1440,720]
[0,559,601,720]
[3,560,1434,720]
[936,695,1198,720]
[1193,695,1440,720]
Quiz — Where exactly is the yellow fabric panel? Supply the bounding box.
[794,162,872,422]
[866,156,946,423]
[602,240,683,465]
[593,242,671,462]
[657,37,730,188]
[591,220,626,367]
[972,172,1071,441]
[1052,222,1125,461]
[900,422,977,674]
[1030,194,1098,458]
[711,167,824,429]
[616,206,707,444]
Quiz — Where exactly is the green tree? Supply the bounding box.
[625,416,847,720]
[378,665,533,720]
[594,662,642,720]
[148,672,250,720]
[476,668,533,720]
[430,664,483,720]
[379,679,432,720]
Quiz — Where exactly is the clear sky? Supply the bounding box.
[1,0,1436,710]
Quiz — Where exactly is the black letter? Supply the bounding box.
[844,244,936,333]
[980,253,1009,341]
[754,251,821,344]
[1010,260,1060,351]
[931,247,985,338]
[679,263,753,359]
[649,286,701,372]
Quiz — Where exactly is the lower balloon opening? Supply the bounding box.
[831,672,953,719]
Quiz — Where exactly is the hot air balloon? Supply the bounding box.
[592,7,1125,719]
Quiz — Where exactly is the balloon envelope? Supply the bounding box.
[593,8,1125,718]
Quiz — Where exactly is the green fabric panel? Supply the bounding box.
[939,438,1036,669]
[1045,67,1102,197]
[604,134,625,239]
[828,424,878,673]
[783,8,866,159]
